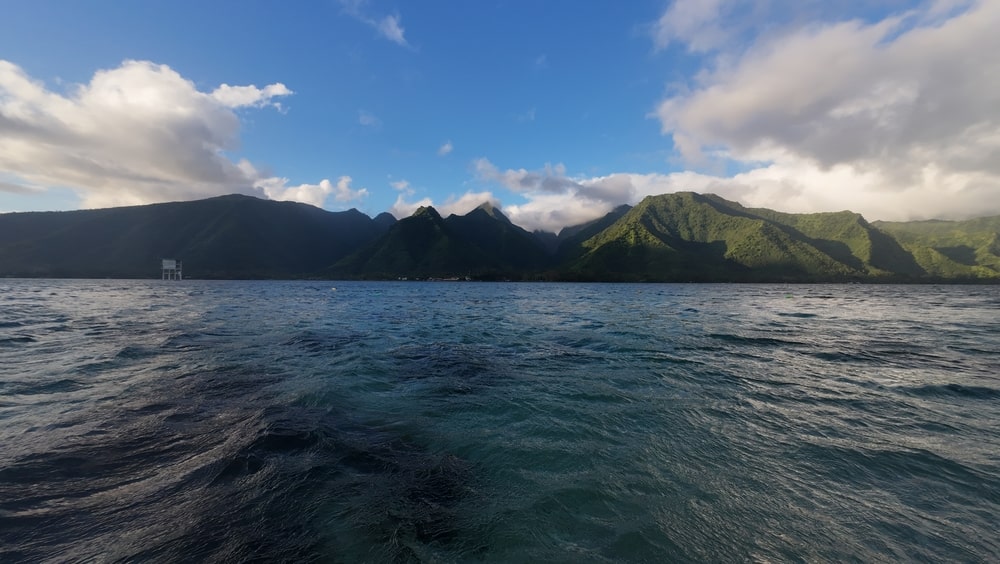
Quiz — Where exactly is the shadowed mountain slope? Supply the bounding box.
[330,206,491,278]
[0,194,392,278]
[446,203,550,270]
[873,217,1000,278]
[332,203,548,278]
[555,204,633,261]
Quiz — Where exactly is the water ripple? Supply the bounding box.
[0,280,998,562]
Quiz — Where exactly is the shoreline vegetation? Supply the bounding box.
[2,192,998,283]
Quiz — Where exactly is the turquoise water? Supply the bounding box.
[1,280,998,562]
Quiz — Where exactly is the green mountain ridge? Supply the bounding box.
[330,205,492,278]
[555,204,633,262]
[873,217,1000,278]
[332,202,549,278]
[1,192,998,281]
[569,193,848,281]
[563,192,998,281]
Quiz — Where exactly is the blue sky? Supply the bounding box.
[1,0,997,231]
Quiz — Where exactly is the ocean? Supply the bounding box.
[1,279,998,562]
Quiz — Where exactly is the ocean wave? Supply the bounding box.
[901,383,1000,400]
[1,280,998,562]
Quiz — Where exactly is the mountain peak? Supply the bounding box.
[473,201,511,223]
[413,206,442,220]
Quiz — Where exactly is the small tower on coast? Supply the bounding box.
[161,259,182,280]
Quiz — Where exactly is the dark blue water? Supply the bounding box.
[1,280,998,562]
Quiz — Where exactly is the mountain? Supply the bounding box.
[330,206,490,278]
[873,217,1000,279]
[555,204,632,261]
[2,192,999,282]
[331,202,549,278]
[694,195,925,277]
[518,205,634,257]
[558,204,633,243]
[445,203,550,270]
[373,212,398,231]
[560,192,956,282]
[0,194,392,278]
[532,230,560,255]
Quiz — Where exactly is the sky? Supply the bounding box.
[1,0,998,233]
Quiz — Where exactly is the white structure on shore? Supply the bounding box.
[161,259,182,280]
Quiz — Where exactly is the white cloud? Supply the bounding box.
[358,109,381,127]
[390,179,411,191]
[652,0,730,53]
[473,158,580,195]
[475,158,644,206]
[0,59,363,209]
[437,140,453,156]
[389,193,432,218]
[469,149,1000,233]
[473,158,637,232]
[335,176,371,203]
[405,155,910,233]
[377,14,408,47]
[259,176,369,208]
[650,0,1000,221]
[389,190,499,222]
[339,1,411,48]
[504,194,615,234]
[211,83,292,109]
[437,191,498,217]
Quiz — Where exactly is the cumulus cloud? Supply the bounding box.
[471,152,1000,234]
[259,176,369,208]
[211,83,292,109]
[388,193,432,218]
[651,0,1000,220]
[438,191,500,217]
[472,158,642,232]
[0,59,365,209]
[338,0,411,48]
[388,159,700,232]
[470,149,1000,233]
[473,158,581,195]
[437,140,453,156]
[503,194,615,234]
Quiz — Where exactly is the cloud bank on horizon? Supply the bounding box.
[1,1,998,232]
